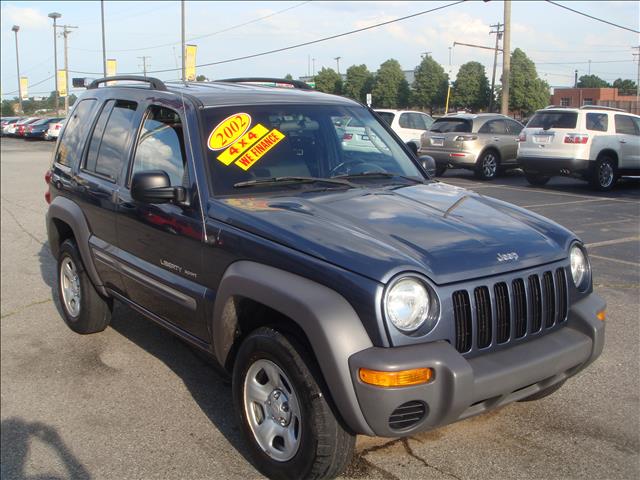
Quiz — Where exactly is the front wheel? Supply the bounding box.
[524,171,551,186]
[475,151,499,180]
[590,156,617,191]
[233,327,355,480]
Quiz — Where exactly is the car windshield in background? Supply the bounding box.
[527,111,578,129]
[376,111,395,125]
[429,118,472,133]
[202,104,424,196]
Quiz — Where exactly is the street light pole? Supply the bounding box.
[11,25,23,114]
[334,56,341,74]
[56,25,77,115]
[181,0,186,82]
[48,12,61,115]
[500,0,511,116]
[101,0,107,77]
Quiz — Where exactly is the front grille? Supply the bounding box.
[453,267,568,354]
[388,401,427,430]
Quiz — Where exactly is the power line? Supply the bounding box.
[545,0,640,34]
[534,59,633,65]
[2,75,55,96]
[70,0,467,76]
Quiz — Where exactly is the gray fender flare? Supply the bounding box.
[212,260,375,435]
[46,196,107,296]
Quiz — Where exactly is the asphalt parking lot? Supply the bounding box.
[1,137,638,480]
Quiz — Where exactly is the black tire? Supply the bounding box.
[232,327,355,480]
[435,165,447,177]
[518,380,566,402]
[57,239,112,334]
[589,156,617,191]
[524,171,551,186]
[475,150,500,180]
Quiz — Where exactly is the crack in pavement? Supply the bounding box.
[401,438,463,480]
[1,204,45,246]
[1,298,52,319]
[1,195,44,215]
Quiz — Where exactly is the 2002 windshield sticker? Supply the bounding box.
[208,113,285,171]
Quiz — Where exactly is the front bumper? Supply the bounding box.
[349,293,605,437]
[519,156,591,176]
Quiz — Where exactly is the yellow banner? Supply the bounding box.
[106,59,117,85]
[217,124,269,165]
[57,70,67,97]
[185,44,197,81]
[20,77,28,100]
[235,129,285,171]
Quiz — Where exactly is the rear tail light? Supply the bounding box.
[55,124,61,130]
[342,133,353,140]
[454,135,478,142]
[518,132,527,142]
[564,133,589,144]
[45,170,52,184]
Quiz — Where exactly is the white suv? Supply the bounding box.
[374,109,434,154]
[517,106,640,190]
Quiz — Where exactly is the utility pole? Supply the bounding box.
[57,25,78,115]
[500,0,511,116]
[574,69,578,88]
[101,0,107,77]
[181,0,186,82]
[312,57,316,77]
[307,54,310,77]
[588,59,591,75]
[420,51,432,59]
[11,25,23,114]
[633,46,640,100]
[138,56,151,77]
[48,13,61,115]
[334,56,341,74]
[489,22,503,112]
[448,47,452,66]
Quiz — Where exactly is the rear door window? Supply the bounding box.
[55,99,98,167]
[478,119,507,135]
[376,111,395,125]
[398,113,411,129]
[527,111,578,129]
[505,119,524,134]
[614,115,639,136]
[586,113,608,132]
[429,118,472,133]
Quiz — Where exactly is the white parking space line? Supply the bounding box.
[521,198,608,209]
[585,236,640,249]
[588,218,639,227]
[590,255,640,267]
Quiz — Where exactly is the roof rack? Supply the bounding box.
[579,105,626,112]
[216,77,312,90]
[88,76,167,91]
[544,105,576,109]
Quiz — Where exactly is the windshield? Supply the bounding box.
[527,111,578,129]
[429,118,472,133]
[202,104,425,196]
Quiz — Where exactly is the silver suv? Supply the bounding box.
[418,113,523,179]
[518,106,640,190]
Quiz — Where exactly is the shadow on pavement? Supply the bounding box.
[38,242,65,319]
[0,418,91,480]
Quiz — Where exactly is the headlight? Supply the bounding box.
[384,277,438,333]
[570,244,590,290]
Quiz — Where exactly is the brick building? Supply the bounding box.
[550,87,639,114]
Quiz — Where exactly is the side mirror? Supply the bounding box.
[131,170,186,204]
[419,155,436,178]
[405,141,418,156]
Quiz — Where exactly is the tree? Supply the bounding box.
[612,78,637,94]
[195,74,208,82]
[412,55,448,112]
[506,48,550,117]
[284,73,293,80]
[1,99,15,116]
[372,59,406,108]
[452,61,490,111]
[314,67,342,94]
[343,64,374,103]
[577,74,609,88]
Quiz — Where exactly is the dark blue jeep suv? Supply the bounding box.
[46,76,605,480]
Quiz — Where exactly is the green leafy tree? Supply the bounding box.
[397,79,411,108]
[452,61,490,111]
[412,55,448,112]
[314,67,342,94]
[1,99,16,116]
[284,73,293,80]
[505,48,550,117]
[343,64,374,103]
[612,78,637,94]
[577,74,609,88]
[195,74,208,82]
[372,59,406,108]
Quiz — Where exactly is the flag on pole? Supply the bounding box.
[106,59,117,85]
[20,77,28,100]
[57,70,67,97]
[185,45,197,81]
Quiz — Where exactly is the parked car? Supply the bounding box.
[45,76,604,480]
[45,118,66,141]
[0,117,21,136]
[374,109,434,154]
[419,113,524,179]
[4,117,36,136]
[15,117,41,137]
[24,117,64,140]
[339,116,390,154]
[518,106,640,190]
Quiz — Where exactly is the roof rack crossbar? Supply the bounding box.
[217,77,312,90]
[88,76,167,91]
[579,105,626,112]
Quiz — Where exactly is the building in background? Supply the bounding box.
[550,87,639,114]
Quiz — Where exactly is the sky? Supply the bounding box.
[1,0,638,99]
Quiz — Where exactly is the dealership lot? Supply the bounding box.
[1,137,638,479]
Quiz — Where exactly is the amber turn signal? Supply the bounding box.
[359,367,433,388]
[597,310,606,321]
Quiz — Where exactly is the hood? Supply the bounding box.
[212,182,572,285]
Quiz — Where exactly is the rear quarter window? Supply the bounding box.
[55,99,98,167]
[526,111,578,129]
[429,118,472,133]
[586,113,608,132]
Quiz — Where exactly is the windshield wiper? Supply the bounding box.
[332,172,425,184]
[233,176,356,189]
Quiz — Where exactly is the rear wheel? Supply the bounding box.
[590,156,617,191]
[57,239,112,334]
[233,327,355,480]
[524,171,551,186]
[475,151,499,180]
